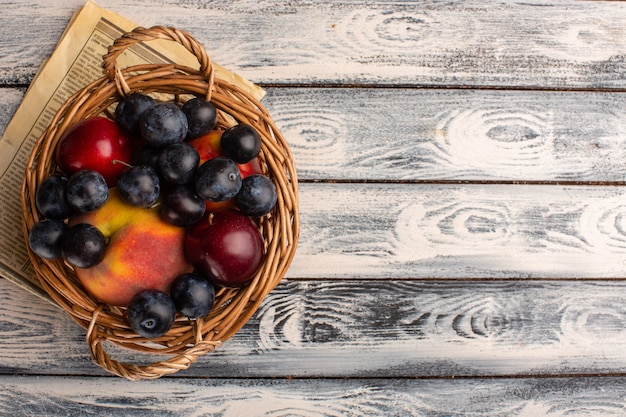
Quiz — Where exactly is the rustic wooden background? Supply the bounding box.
[1,0,625,415]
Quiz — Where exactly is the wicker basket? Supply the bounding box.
[20,26,299,380]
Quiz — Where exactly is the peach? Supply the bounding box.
[69,189,192,306]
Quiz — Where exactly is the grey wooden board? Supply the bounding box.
[2,86,626,183]
[292,182,626,279]
[0,375,625,417]
[1,277,625,378]
[0,0,625,88]
[6,177,626,282]
[264,87,626,182]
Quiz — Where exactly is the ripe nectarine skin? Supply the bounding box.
[55,117,133,187]
[70,189,192,306]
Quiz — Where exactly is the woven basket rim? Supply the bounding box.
[20,26,299,380]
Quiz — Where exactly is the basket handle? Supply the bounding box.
[102,26,214,99]
[86,307,220,380]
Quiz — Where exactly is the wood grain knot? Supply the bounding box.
[394,200,511,260]
[434,106,553,174]
[333,9,435,57]
[579,196,626,253]
[559,298,626,346]
[271,104,346,169]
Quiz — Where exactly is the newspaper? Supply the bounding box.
[0,0,265,304]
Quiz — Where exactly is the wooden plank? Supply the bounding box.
[2,86,626,183]
[292,182,626,279]
[1,375,625,416]
[1,1,625,88]
[1,277,625,377]
[263,87,626,182]
[6,179,626,289]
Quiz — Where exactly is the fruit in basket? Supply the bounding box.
[184,209,264,288]
[61,223,107,268]
[127,289,176,338]
[70,189,192,306]
[133,144,162,169]
[188,130,263,178]
[45,108,274,308]
[220,124,261,163]
[116,165,161,208]
[239,157,263,179]
[189,129,265,213]
[115,92,156,136]
[35,175,73,219]
[158,142,200,185]
[182,98,217,139]
[195,157,242,202]
[55,117,133,187]
[170,272,215,319]
[28,219,68,260]
[140,102,188,148]
[65,170,109,213]
[235,174,277,217]
[188,129,222,163]
[159,185,206,227]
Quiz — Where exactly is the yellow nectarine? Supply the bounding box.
[70,189,192,306]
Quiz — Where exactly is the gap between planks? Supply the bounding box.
[298,179,626,186]
[258,83,626,94]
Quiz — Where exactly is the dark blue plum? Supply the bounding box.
[220,124,261,164]
[235,174,277,217]
[127,290,176,338]
[65,170,109,213]
[159,185,206,227]
[28,219,68,260]
[61,223,107,268]
[170,272,215,319]
[115,92,156,135]
[35,175,73,219]
[140,102,188,148]
[117,165,160,207]
[194,157,242,202]
[182,98,217,139]
[158,142,200,185]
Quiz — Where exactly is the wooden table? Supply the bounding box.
[1,0,625,415]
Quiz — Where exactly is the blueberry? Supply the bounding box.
[220,124,261,164]
[235,174,277,217]
[28,219,68,260]
[170,272,215,319]
[61,223,107,268]
[115,92,156,135]
[127,290,176,338]
[117,165,160,207]
[182,98,217,139]
[159,185,206,227]
[35,175,73,219]
[194,157,242,202]
[140,102,188,148]
[65,170,109,213]
[158,142,200,185]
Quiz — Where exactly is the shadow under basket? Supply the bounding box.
[20,26,299,380]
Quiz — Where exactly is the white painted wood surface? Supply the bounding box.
[1,375,625,417]
[1,0,626,88]
[1,0,625,416]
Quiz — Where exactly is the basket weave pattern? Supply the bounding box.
[20,26,299,380]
